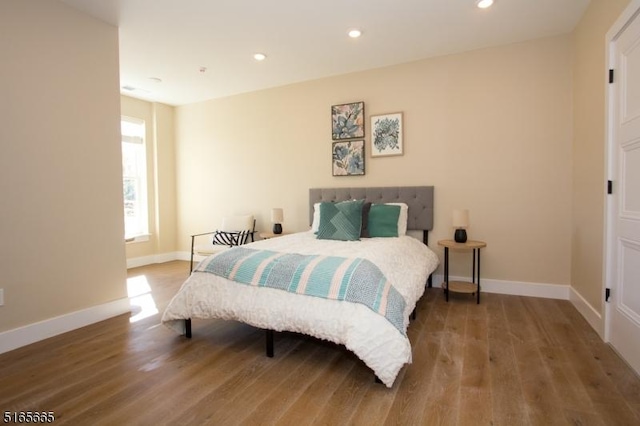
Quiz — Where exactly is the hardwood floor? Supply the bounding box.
[1,260,639,425]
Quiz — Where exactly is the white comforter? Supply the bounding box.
[161,231,439,387]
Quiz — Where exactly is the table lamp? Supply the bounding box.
[452,209,469,243]
[271,208,284,234]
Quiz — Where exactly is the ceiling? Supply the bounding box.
[60,0,590,106]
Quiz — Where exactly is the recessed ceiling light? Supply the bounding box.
[476,0,494,8]
[348,29,362,38]
[121,85,150,94]
[254,53,266,61]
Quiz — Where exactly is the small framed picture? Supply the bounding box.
[331,102,365,140]
[332,140,365,176]
[371,112,403,157]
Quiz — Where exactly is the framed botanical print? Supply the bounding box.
[332,140,365,176]
[331,102,364,140]
[371,112,403,157]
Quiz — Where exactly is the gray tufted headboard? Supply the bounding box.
[309,186,434,232]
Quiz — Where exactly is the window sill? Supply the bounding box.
[125,234,150,244]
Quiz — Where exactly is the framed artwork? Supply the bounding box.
[371,112,403,157]
[331,102,365,140]
[332,140,365,176]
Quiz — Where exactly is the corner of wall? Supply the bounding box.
[570,286,605,339]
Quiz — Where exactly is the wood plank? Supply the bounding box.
[526,298,596,414]
[275,351,357,424]
[458,300,492,425]
[555,299,640,419]
[241,340,342,425]
[349,292,435,426]
[417,297,467,425]
[486,294,530,425]
[158,332,300,425]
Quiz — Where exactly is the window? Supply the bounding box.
[121,117,149,240]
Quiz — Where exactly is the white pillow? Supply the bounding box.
[311,202,321,232]
[221,214,254,232]
[385,203,408,236]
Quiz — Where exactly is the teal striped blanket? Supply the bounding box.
[195,247,407,335]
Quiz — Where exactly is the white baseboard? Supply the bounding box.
[430,274,571,300]
[127,252,180,269]
[0,298,131,355]
[569,286,604,339]
[431,274,606,338]
[176,251,195,262]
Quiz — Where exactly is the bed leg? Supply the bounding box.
[266,329,274,358]
[185,319,192,338]
[374,376,383,385]
[427,274,433,288]
[411,308,417,321]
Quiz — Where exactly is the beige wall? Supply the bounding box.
[0,0,126,332]
[176,35,574,285]
[152,102,178,255]
[571,0,631,315]
[0,0,627,343]
[121,96,177,260]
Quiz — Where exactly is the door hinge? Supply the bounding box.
[609,69,614,84]
[608,180,613,194]
[605,288,611,302]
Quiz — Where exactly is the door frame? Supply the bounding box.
[604,0,640,343]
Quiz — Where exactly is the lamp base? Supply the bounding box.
[454,229,467,243]
[273,223,282,234]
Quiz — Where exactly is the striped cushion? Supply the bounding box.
[212,230,249,246]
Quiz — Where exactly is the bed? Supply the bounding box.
[162,186,439,387]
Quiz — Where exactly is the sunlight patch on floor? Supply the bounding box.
[127,275,158,323]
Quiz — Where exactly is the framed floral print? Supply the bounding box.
[331,102,364,140]
[371,112,403,157]
[332,140,365,176]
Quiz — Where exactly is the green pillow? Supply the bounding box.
[368,204,401,237]
[316,199,364,241]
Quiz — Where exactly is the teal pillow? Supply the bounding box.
[368,204,401,237]
[316,199,364,241]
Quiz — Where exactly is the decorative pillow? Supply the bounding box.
[212,230,237,246]
[385,202,408,236]
[316,199,364,241]
[368,204,401,237]
[360,202,372,238]
[311,202,321,232]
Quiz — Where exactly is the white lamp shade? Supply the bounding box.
[271,208,284,223]
[452,209,469,228]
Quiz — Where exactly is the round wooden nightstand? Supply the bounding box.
[437,239,487,304]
